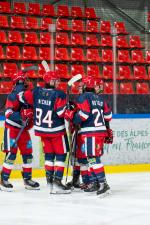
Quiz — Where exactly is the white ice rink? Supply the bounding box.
[0,172,150,225]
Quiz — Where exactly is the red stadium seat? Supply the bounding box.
[28,3,41,16]
[72,19,84,32]
[37,81,45,87]
[57,5,69,17]
[118,66,132,80]
[87,49,101,62]
[102,49,113,62]
[71,33,84,46]
[133,66,148,80]
[40,18,52,30]
[116,36,129,48]
[0,31,8,43]
[100,21,111,34]
[22,46,38,60]
[25,17,39,30]
[103,82,113,94]
[136,82,149,94]
[85,8,97,19]
[71,65,85,77]
[38,63,48,77]
[86,34,99,47]
[0,2,11,13]
[148,67,150,78]
[0,82,13,94]
[8,31,23,44]
[40,32,51,45]
[117,50,131,63]
[71,48,85,61]
[100,35,112,47]
[102,65,113,79]
[131,50,145,64]
[146,51,150,64]
[56,32,70,46]
[42,4,55,16]
[10,16,24,29]
[55,48,69,61]
[129,35,143,48]
[24,32,39,45]
[3,63,18,77]
[21,63,38,78]
[119,82,134,94]
[13,2,27,14]
[56,18,69,31]
[71,6,83,18]
[39,47,50,60]
[87,65,100,77]
[0,45,5,59]
[0,15,9,28]
[114,21,128,34]
[86,20,99,33]
[57,82,67,93]
[55,64,70,79]
[6,46,21,60]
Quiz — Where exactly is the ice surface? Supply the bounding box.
[0,172,150,225]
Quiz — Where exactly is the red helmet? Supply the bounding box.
[82,76,101,88]
[12,71,26,84]
[43,71,59,84]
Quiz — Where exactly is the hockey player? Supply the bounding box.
[0,71,40,191]
[65,76,112,197]
[18,71,71,194]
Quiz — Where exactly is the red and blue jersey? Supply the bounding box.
[73,92,112,136]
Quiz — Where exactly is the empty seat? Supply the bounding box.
[58,82,67,93]
[103,82,113,94]
[129,35,143,48]
[87,65,100,77]
[40,32,51,45]
[39,47,50,60]
[10,16,24,29]
[131,50,145,63]
[13,2,27,14]
[72,19,84,32]
[71,48,85,61]
[102,49,113,62]
[85,7,97,19]
[100,21,111,34]
[86,34,99,47]
[55,64,70,79]
[136,82,149,94]
[114,21,128,34]
[71,33,84,46]
[102,65,113,79]
[8,31,23,43]
[24,32,39,45]
[0,15,9,28]
[28,3,41,15]
[100,35,112,47]
[55,48,69,61]
[87,49,101,62]
[21,63,38,78]
[0,45,5,59]
[40,18,52,30]
[71,6,83,18]
[57,5,69,17]
[42,4,55,16]
[0,82,13,94]
[118,66,132,79]
[25,17,39,30]
[146,50,150,64]
[0,2,11,13]
[6,46,21,60]
[71,65,85,77]
[117,50,131,63]
[37,81,45,87]
[3,63,18,77]
[133,65,148,80]
[86,20,99,33]
[119,82,134,94]
[116,36,129,48]
[56,18,69,31]
[56,32,70,46]
[22,46,38,60]
[0,31,8,43]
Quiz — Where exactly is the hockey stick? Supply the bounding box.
[41,60,50,72]
[22,65,38,73]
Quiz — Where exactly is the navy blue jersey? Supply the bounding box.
[73,92,112,135]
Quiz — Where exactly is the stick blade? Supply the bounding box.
[41,60,50,72]
[68,74,82,87]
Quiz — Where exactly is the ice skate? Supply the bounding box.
[66,174,81,189]
[97,182,111,197]
[84,182,100,192]
[50,178,71,194]
[0,178,13,192]
[24,178,40,190]
[46,175,53,193]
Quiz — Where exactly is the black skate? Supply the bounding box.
[66,174,81,189]
[50,178,71,194]
[97,182,111,197]
[46,175,53,193]
[0,178,13,192]
[84,182,100,192]
[24,179,40,190]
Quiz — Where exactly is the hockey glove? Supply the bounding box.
[21,108,33,128]
[104,129,113,144]
[64,109,75,121]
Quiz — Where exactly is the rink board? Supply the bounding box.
[0,114,150,178]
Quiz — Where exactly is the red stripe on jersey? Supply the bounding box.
[22,167,32,173]
[2,167,12,174]
[80,170,89,176]
[45,165,54,171]
[93,166,104,174]
[55,166,64,172]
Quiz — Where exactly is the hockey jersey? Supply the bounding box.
[73,92,112,135]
